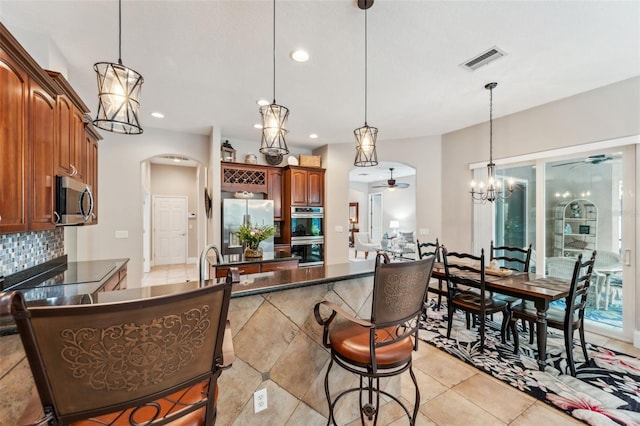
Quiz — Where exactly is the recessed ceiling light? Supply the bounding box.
[309,133,318,139]
[151,112,164,118]
[290,49,309,63]
[256,99,270,107]
[253,123,263,129]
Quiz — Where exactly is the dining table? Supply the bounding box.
[431,263,572,371]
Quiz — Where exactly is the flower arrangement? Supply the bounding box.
[233,223,276,249]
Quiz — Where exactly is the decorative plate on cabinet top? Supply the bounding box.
[287,155,299,165]
[234,191,254,199]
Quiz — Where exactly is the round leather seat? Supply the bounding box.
[329,320,413,367]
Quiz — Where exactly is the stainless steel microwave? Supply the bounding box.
[55,176,94,225]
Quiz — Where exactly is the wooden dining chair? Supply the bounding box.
[0,270,238,426]
[417,238,445,311]
[490,241,532,272]
[489,241,533,331]
[442,247,510,352]
[314,252,435,425]
[509,251,596,376]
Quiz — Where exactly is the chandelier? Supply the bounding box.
[353,0,378,167]
[259,0,290,156]
[93,0,144,134]
[470,82,514,203]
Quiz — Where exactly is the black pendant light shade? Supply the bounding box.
[94,61,143,134]
[259,102,289,155]
[93,0,144,135]
[354,124,378,166]
[259,0,289,155]
[354,0,378,167]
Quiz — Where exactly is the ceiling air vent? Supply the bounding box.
[461,46,506,71]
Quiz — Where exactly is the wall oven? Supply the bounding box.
[55,176,94,225]
[291,207,324,266]
[291,207,323,237]
[290,237,324,267]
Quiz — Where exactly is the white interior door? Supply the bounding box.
[369,192,383,243]
[153,196,187,266]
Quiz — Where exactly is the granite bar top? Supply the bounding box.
[212,251,300,266]
[95,260,376,304]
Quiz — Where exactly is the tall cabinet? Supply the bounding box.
[553,199,598,257]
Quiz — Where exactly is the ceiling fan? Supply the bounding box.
[372,168,410,190]
[552,154,617,168]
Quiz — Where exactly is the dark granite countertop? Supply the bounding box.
[214,251,300,266]
[95,260,376,303]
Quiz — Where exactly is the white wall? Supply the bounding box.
[72,128,211,288]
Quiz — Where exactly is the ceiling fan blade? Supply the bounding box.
[371,184,388,188]
[394,183,410,189]
[552,160,584,167]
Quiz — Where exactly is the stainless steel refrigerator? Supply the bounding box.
[222,199,274,255]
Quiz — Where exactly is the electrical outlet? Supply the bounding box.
[254,388,267,413]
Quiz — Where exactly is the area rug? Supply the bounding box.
[418,302,640,425]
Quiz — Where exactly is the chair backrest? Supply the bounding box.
[370,252,435,346]
[417,238,441,261]
[0,275,236,425]
[566,251,597,323]
[490,240,532,272]
[442,247,486,303]
[354,232,370,245]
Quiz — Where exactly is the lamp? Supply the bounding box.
[259,0,290,156]
[389,220,399,236]
[93,0,144,135]
[470,82,514,203]
[354,0,378,167]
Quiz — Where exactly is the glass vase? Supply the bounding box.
[244,246,263,258]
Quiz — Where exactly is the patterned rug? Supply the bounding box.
[419,302,640,425]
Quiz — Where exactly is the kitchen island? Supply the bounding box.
[0,260,387,425]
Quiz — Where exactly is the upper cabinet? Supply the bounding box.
[221,163,268,194]
[0,48,29,233]
[1,23,100,234]
[284,166,324,207]
[29,80,57,231]
[267,168,283,220]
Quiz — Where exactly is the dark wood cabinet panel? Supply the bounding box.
[29,82,56,230]
[55,94,74,176]
[307,169,324,206]
[261,260,298,272]
[72,108,86,181]
[86,132,99,224]
[214,263,261,278]
[221,163,268,193]
[0,50,29,233]
[289,168,308,206]
[267,168,283,219]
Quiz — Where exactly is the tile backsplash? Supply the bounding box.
[0,228,64,277]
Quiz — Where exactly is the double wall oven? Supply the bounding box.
[290,207,324,266]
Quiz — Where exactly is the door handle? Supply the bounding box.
[623,249,631,266]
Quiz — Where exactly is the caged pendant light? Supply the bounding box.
[354,0,378,167]
[93,0,144,135]
[470,82,514,203]
[259,0,290,156]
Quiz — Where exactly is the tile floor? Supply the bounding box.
[142,262,640,425]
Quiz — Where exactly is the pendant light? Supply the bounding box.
[470,82,514,203]
[259,0,290,156]
[93,0,144,135]
[354,0,378,167]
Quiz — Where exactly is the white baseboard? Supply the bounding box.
[633,330,640,349]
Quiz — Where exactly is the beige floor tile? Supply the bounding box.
[401,367,448,404]
[452,374,535,423]
[511,401,582,425]
[421,389,505,426]
[412,347,477,388]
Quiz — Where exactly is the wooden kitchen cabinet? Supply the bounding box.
[0,48,29,233]
[267,168,283,219]
[284,166,325,207]
[221,163,269,194]
[85,126,100,224]
[29,80,57,230]
[96,264,128,293]
[1,24,99,234]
